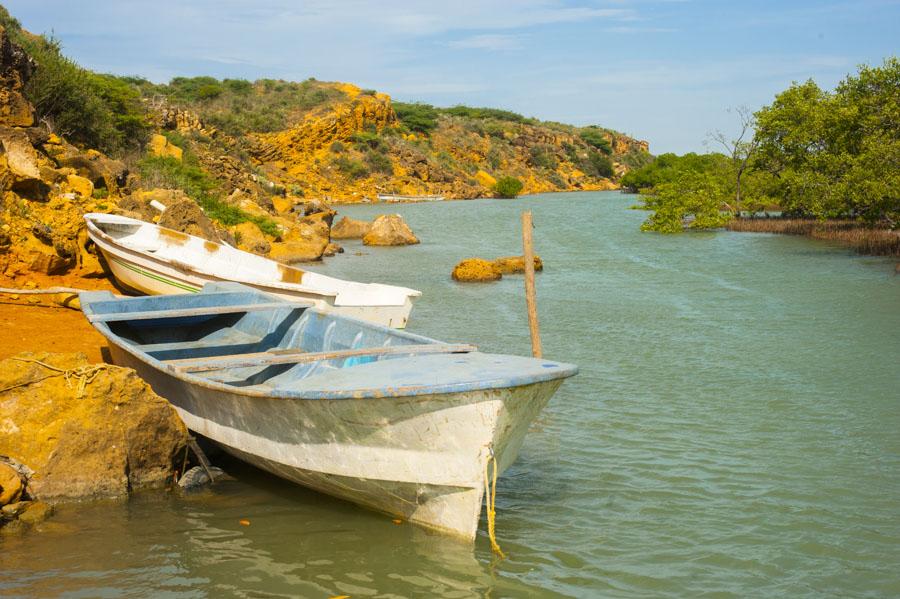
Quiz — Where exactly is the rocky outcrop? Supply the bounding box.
[452,258,502,282]
[157,198,227,243]
[0,352,188,501]
[268,210,332,262]
[148,133,182,161]
[492,255,543,274]
[233,221,270,255]
[362,214,419,246]
[331,216,371,239]
[252,88,395,163]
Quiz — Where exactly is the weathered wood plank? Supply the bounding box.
[167,343,478,373]
[87,302,299,323]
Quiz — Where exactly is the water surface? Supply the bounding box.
[3,192,898,597]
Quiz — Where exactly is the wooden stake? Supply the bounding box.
[186,436,216,483]
[522,211,542,358]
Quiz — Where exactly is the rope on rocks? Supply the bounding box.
[3,357,110,398]
[0,286,89,295]
[483,446,506,558]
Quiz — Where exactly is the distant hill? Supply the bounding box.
[134,77,651,202]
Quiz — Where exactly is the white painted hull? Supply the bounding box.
[85,213,418,328]
[107,343,560,540]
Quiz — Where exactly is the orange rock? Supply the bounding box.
[64,174,94,198]
[0,352,188,500]
[148,134,183,161]
[451,258,502,282]
[0,462,23,506]
[362,214,419,246]
[492,255,543,274]
[331,216,371,239]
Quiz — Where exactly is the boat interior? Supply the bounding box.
[80,283,573,398]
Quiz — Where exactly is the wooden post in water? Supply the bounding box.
[522,211,542,358]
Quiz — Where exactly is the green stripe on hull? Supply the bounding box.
[110,256,201,293]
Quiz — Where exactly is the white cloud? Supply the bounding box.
[447,34,523,51]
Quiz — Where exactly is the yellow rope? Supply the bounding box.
[6,357,109,398]
[483,450,506,558]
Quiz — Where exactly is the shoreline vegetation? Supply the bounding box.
[725,218,900,257]
[623,58,898,258]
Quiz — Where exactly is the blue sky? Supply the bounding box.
[6,0,898,153]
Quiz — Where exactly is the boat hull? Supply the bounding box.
[93,236,414,328]
[107,342,560,540]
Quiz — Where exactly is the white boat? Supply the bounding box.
[84,213,420,328]
[78,283,578,541]
[377,194,445,203]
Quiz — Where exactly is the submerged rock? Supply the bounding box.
[362,214,419,246]
[331,216,371,240]
[492,255,543,274]
[0,352,188,500]
[451,258,502,282]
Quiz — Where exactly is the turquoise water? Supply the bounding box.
[3,191,899,597]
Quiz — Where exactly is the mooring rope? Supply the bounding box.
[483,447,506,558]
[2,357,109,398]
[0,286,88,295]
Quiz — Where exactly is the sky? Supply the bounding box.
[6,0,899,154]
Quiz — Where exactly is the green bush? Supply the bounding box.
[4,16,150,155]
[442,105,533,123]
[334,156,369,179]
[366,151,393,174]
[494,176,524,198]
[579,128,612,154]
[138,154,278,236]
[350,129,386,151]
[329,141,345,153]
[529,145,558,169]
[392,102,439,134]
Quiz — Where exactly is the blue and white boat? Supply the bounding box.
[79,283,577,540]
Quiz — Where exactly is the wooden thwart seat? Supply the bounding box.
[165,343,479,373]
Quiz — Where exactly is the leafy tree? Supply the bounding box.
[640,170,732,233]
[753,58,899,224]
[708,106,760,214]
[494,176,524,198]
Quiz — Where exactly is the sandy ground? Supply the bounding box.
[0,271,120,364]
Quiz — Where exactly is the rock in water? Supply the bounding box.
[451,258,503,282]
[331,216,371,239]
[492,255,543,274]
[362,214,419,246]
[0,352,188,500]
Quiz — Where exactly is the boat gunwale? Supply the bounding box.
[82,291,577,401]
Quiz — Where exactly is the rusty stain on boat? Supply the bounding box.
[204,241,221,253]
[277,264,306,284]
[159,228,190,246]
